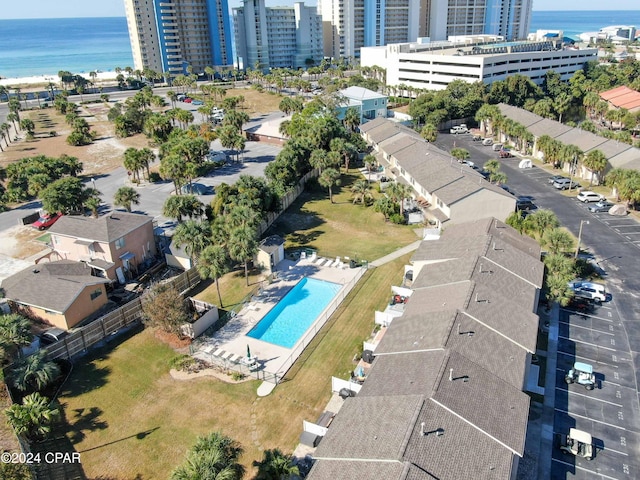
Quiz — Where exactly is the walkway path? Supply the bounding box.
[369,239,422,267]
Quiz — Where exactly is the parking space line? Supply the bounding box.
[558,321,614,335]
[551,459,622,480]
[557,352,619,367]
[555,387,623,407]
[621,232,640,235]
[558,336,616,351]
[559,310,614,322]
[555,408,626,430]
[601,446,629,457]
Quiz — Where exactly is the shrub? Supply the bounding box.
[169,355,196,371]
[389,213,405,224]
[231,371,246,381]
[148,171,162,183]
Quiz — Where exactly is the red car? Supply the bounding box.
[499,149,513,158]
[183,97,193,103]
[32,212,62,230]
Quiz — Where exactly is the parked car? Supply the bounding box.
[548,175,568,185]
[577,191,603,203]
[450,125,469,134]
[32,212,62,230]
[492,143,503,151]
[183,97,193,103]
[588,200,614,213]
[472,134,482,141]
[192,99,204,105]
[499,149,513,158]
[206,151,227,162]
[177,94,186,101]
[516,199,536,211]
[40,327,68,346]
[569,280,607,303]
[181,183,211,195]
[553,178,580,190]
[482,138,494,146]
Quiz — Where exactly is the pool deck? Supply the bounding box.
[192,255,365,382]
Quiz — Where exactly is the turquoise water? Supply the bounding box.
[0,17,133,79]
[247,278,341,348]
[530,10,640,40]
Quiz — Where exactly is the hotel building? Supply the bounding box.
[233,0,323,70]
[124,0,233,77]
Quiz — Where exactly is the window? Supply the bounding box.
[90,288,103,301]
[115,237,125,249]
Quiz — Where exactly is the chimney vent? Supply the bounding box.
[449,368,453,381]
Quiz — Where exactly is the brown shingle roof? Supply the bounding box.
[49,212,153,243]
[1,260,110,313]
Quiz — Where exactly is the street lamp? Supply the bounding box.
[575,220,589,259]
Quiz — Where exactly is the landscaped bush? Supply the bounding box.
[169,355,196,371]
[148,171,162,183]
[389,213,405,224]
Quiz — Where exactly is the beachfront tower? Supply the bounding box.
[124,0,233,77]
[233,0,323,71]
[318,0,532,59]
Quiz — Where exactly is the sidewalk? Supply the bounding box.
[369,239,422,267]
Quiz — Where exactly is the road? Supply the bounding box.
[436,132,640,479]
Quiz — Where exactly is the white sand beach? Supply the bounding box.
[0,71,120,88]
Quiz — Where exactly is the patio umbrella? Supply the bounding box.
[247,344,252,359]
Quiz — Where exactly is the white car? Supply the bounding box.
[482,138,493,146]
[577,191,603,203]
[450,125,469,134]
[568,281,606,303]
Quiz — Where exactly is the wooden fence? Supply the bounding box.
[46,267,202,361]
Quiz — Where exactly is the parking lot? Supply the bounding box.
[552,300,640,479]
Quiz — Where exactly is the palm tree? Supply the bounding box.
[8,350,61,392]
[343,107,361,133]
[5,392,59,441]
[228,225,258,286]
[253,449,300,480]
[85,196,101,218]
[319,168,341,203]
[525,209,559,239]
[350,179,373,205]
[163,195,204,224]
[420,123,437,142]
[171,431,245,480]
[483,159,501,175]
[113,186,141,212]
[386,182,413,216]
[197,245,230,307]
[450,147,470,163]
[0,313,33,362]
[582,149,608,185]
[173,220,212,264]
[542,228,574,255]
[490,171,508,185]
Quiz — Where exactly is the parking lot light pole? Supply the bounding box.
[575,220,590,259]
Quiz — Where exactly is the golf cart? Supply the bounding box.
[565,362,595,390]
[557,428,594,460]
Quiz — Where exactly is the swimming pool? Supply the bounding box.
[247,277,342,348]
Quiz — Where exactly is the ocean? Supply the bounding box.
[0,17,133,79]
[1,11,639,80]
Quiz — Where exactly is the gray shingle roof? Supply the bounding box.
[374,310,457,354]
[313,395,423,460]
[430,351,529,455]
[497,103,544,128]
[308,460,432,480]
[528,118,573,138]
[403,401,516,479]
[358,351,446,397]
[259,234,285,254]
[554,129,609,153]
[1,260,110,313]
[358,116,388,133]
[49,212,153,243]
[363,122,404,145]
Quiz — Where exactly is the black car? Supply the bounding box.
[516,199,536,211]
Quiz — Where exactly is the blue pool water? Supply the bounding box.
[247,278,342,348]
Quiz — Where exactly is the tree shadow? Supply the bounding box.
[60,405,109,444]
[57,361,112,399]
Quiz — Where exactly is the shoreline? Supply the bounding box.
[0,71,121,88]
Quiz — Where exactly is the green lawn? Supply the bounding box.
[55,255,409,478]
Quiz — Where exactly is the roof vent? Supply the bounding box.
[475,293,489,303]
[457,324,474,336]
[422,425,444,436]
[32,269,40,274]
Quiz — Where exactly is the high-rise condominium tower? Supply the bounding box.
[234,0,323,70]
[319,0,532,59]
[124,0,233,77]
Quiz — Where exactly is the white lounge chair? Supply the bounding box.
[301,251,307,259]
[310,252,317,261]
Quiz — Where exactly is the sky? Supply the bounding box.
[1,0,638,19]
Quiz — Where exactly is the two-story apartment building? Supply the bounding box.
[48,212,157,284]
[336,86,388,124]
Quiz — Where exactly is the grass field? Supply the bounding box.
[56,254,410,479]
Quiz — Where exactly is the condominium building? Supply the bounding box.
[233,0,323,70]
[318,0,532,59]
[361,37,598,91]
[124,0,233,77]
